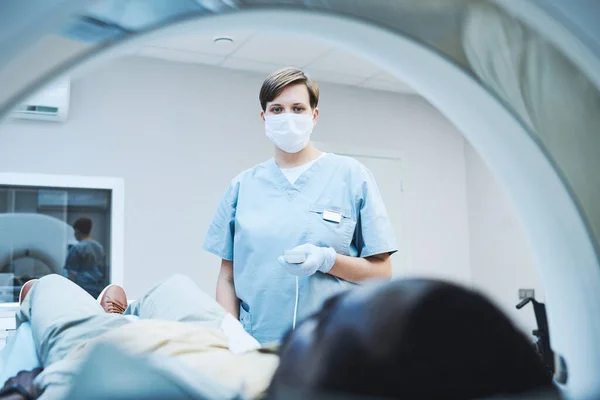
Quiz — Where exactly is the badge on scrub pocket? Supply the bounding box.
[322,209,342,223]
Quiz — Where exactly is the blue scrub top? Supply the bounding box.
[64,239,106,298]
[204,153,397,343]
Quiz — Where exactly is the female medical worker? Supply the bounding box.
[204,68,398,344]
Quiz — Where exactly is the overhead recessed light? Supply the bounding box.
[213,36,234,44]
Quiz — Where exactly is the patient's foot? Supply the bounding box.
[98,285,128,314]
[19,279,38,305]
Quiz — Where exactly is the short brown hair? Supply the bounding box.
[259,67,319,111]
[73,217,93,235]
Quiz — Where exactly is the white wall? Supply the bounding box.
[0,56,472,298]
[465,142,544,334]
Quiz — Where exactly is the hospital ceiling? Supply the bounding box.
[83,0,474,96]
[134,31,417,94]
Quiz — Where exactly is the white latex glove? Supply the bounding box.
[277,244,337,277]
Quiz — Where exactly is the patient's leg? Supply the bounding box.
[125,274,226,329]
[19,274,131,367]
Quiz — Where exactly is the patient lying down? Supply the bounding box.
[1,275,551,400]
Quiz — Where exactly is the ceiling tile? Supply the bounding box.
[139,46,224,65]
[147,30,254,56]
[360,79,417,94]
[303,69,366,86]
[230,34,331,66]
[372,71,404,82]
[185,52,227,65]
[305,49,381,78]
[221,57,286,74]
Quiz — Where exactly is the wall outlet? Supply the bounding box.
[518,288,535,299]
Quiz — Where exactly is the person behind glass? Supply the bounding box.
[204,67,398,344]
[64,217,105,298]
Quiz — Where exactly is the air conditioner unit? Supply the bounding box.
[12,78,71,122]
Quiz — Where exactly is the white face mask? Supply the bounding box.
[265,113,314,154]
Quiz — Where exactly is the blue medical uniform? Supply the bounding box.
[204,153,397,344]
[64,239,106,298]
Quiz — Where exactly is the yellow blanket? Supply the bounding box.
[68,319,279,399]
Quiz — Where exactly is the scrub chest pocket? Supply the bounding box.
[307,204,356,255]
[240,303,253,335]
